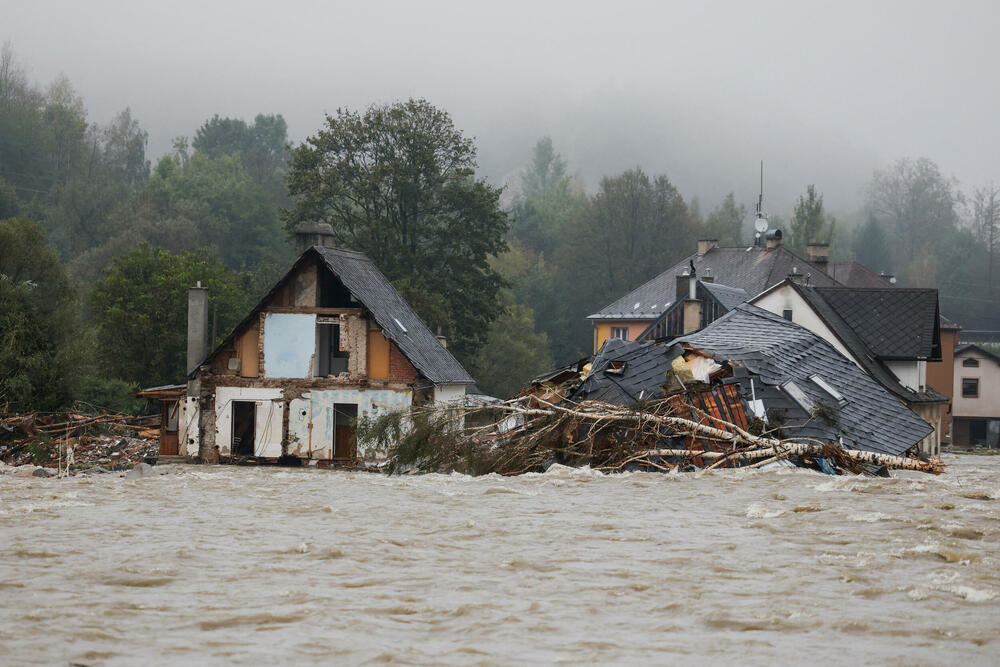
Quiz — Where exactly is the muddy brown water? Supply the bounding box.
[1,456,998,665]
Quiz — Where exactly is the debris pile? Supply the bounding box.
[364,393,944,477]
[0,411,158,470]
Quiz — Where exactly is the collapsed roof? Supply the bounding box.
[575,304,932,457]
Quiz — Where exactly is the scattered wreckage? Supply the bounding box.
[0,410,158,473]
[369,305,945,477]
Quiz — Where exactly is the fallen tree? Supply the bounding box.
[360,394,945,476]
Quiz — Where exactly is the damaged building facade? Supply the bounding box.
[174,224,474,464]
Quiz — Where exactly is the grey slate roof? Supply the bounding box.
[812,287,941,360]
[315,246,475,385]
[573,338,682,404]
[677,304,933,456]
[784,284,945,404]
[827,261,894,288]
[589,245,840,320]
[701,282,749,311]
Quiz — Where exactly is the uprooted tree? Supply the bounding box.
[360,395,945,477]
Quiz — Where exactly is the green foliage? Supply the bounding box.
[193,113,289,188]
[852,215,891,274]
[88,244,248,386]
[75,377,146,415]
[789,185,834,252]
[0,217,84,411]
[284,98,509,363]
[556,168,698,351]
[470,294,554,398]
[703,192,746,244]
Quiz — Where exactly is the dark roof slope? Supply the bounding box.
[589,245,839,319]
[827,261,894,288]
[781,285,945,404]
[574,338,682,404]
[701,281,749,311]
[315,247,474,385]
[812,287,941,360]
[955,343,1000,365]
[677,305,933,456]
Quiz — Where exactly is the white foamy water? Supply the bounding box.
[1,456,998,665]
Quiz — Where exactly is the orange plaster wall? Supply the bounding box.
[593,320,653,353]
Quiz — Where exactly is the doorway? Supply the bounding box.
[333,403,358,460]
[232,401,256,456]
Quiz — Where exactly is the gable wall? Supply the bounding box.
[752,286,859,365]
[953,349,1000,418]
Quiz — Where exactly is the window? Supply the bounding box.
[809,374,847,405]
[781,380,814,412]
[963,358,980,367]
[317,321,350,376]
[962,378,980,398]
[782,309,793,321]
[611,326,629,341]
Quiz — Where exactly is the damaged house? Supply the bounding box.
[750,281,947,455]
[575,304,933,459]
[170,225,474,464]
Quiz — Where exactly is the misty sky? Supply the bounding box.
[4,0,998,219]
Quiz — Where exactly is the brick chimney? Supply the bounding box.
[807,242,830,274]
[764,229,783,250]
[295,221,337,255]
[682,269,701,333]
[697,239,718,255]
[187,282,209,374]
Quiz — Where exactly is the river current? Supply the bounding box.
[1,455,998,665]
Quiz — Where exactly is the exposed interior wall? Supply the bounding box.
[236,324,260,378]
[293,261,317,307]
[367,329,391,380]
[214,386,284,457]
[262,313,317,378]
[389,342,420,384]
[345,314,367,377]
[288,388,413,459]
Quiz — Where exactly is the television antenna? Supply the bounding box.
[753,160,769,243]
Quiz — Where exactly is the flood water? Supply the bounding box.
[1,456,998,665]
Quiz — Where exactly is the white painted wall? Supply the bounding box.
[288,388,413,459]
[214,386,284,457]
[953,350,1000,418]
[433,384,467,405]
[885,360,924,392]
[751,286,859,365]
[263,313,316,378]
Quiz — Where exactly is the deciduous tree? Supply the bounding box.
[284,98,509,363]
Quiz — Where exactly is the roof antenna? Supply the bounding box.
[753,160,769,246]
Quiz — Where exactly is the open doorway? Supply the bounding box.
[333,403,358,460]
[232,401,256,456]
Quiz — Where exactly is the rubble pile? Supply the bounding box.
[0,411,159,470]
[367,394,945,477]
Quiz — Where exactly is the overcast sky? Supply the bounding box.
[3,0,998,218]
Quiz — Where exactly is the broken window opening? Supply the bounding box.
[317,322,350,377]
[318,265,355,308]
[232,401,256,456]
